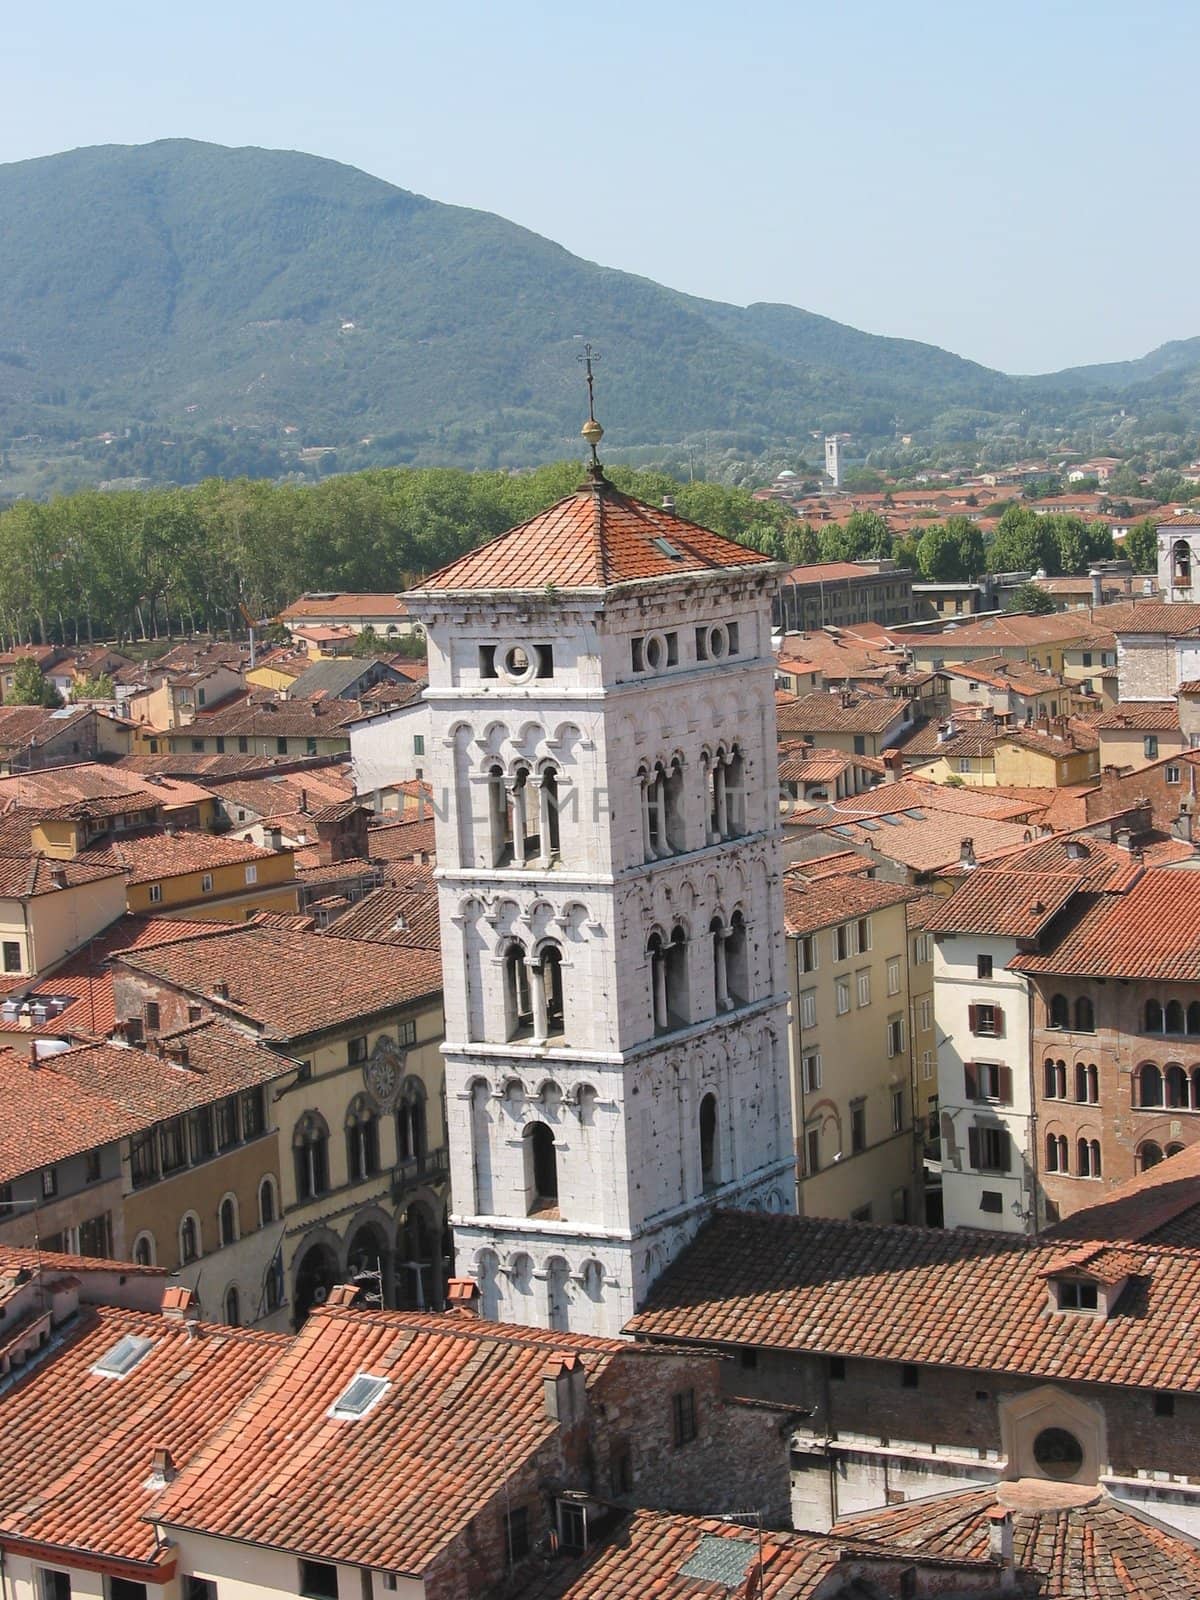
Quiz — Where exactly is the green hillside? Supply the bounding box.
[0,138,1196,485]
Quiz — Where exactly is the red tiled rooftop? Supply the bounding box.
[322,887,440,950]
[412,481,776,592]
[1010,865,1200,980]
[153,1305,628,1574]
[0,1307,285,1571]
[117,924,442,1039]
[627,1209,1200,1395]
[783,874,914,936]
[833,1484,1200,1597]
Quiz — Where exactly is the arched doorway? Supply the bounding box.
[345,1218,392,1307]
[293,1239,341,1326]
[395,1200,443,1311]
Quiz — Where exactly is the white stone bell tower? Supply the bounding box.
[403,420,794,1337]
[1158,517,1200,602]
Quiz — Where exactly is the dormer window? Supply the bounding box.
[91,1334,153,1378]
[1057,1279,1099,1312]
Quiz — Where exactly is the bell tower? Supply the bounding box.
[404,394,794,1335]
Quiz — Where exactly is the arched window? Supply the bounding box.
[503,941,533,1040]
[293,1112,330,1202]
[1055,1134,1069,1174]
[219,1195,238,1247]
[1137,1063,1164,1108]
[1086,1063,1099,1104]
[1089,1139,1102,1177]
[1074,996,1095,1033]
[537,945,565,1040]
[700,1093,719,1190]
[726,745,747,837]
[396,1078,428,1164]
[546,1256,570,1332]
[1167,1142,1186,1159]
[1043,1059,1067,1099]
[663,757,686,852]
[509,766,535,864]
[523,1123,558,1215]
[1046,1132,1060,1172]
[1173,539,1192,587]
[648,928,689,1034]
[224,1285,240,1326]
[1189,1003,1200,1037]
[132,1231,156,1267]
[179,1213,201,1265]
[1191,1067,1200,1109]
[1166,1065,1189,1109]
[1049,994,1069,1029]
[345,1095,380,1183]
[725,912,749,1008]
[1167,1000,1185,1035]
[488,764,509,866]
[1077,1139,1095,1177]
[258,1174,277,1227]
[540,767,561,861]
[1138,1141,1164,1172]
[1146,999,1164,1034]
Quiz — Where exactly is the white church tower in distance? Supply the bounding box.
[403,399,794,1337]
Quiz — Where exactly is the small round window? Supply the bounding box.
[1033,1426,1084,1480]
[708,624,728,660]
[498,644,538,685]
[644,633,666,671]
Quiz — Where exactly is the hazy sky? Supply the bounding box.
[4,0,1195,373]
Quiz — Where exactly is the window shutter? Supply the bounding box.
[963,1062,978,1100]
[997,1066,1013,1105]
[993,1006,1005,1038]
[968,1004,978,1034]
[998,1130,1012,1172]
[968,1126,980,1169]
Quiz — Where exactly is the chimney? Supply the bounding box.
[840,689,853,708]
[164,1040,190,1068]
[446,1278,481,1316]
[300,788,308,813]
[661,494,676,513]
[1115,827,1133,853]
[265,826,283,851]
[160,1285,199,1322]
[1065,838,1086,860]
[960,837,976,867]
[543,1352,587,1425]
[987,1506,1015,1581]
[147,1445,176,1488]
[325,1282,360,1308]
[212,980,229,1000]
[49,865,67,890]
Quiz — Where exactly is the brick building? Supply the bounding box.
[772,560,914,633]
[627,1207,1200,1539]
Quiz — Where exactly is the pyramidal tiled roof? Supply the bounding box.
[413,479,776,592]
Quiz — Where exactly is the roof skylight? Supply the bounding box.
[652,536,684,560]
[92,1334,153,1378]
[329,1373,389,1419]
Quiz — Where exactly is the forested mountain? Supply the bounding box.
[0,139,1198,487]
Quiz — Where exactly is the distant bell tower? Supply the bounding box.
[824,435,842,488]
[1158,516,1200,602]
[403,363,795,1336]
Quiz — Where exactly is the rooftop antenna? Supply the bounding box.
[578,343,605,481]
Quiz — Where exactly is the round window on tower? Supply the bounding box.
[643,632,667,672]
[499,644,537,685]
[1032,1426,1084,1481]
[707,624,728,660]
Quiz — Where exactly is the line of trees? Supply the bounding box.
[0,462,1160,649]
[0,464,805,647]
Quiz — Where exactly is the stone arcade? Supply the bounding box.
[404,461,795,1335]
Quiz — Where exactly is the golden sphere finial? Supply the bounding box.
[581,417,604,448]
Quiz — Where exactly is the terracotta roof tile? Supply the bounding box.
[0,1307,285,1570]
[322,887,440,950]
[1011,866,1200,980]
[153,1306,626,1573]
[627,1209,1200,1395]
[78,830,283,885]
[775,691,906,736]
[1094,701,1180,732]
[782,875,914,936]
[923,868,1083,937]
[117,924,442,1039]
[413,482,776,592]
[833,1483,1200,1597]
